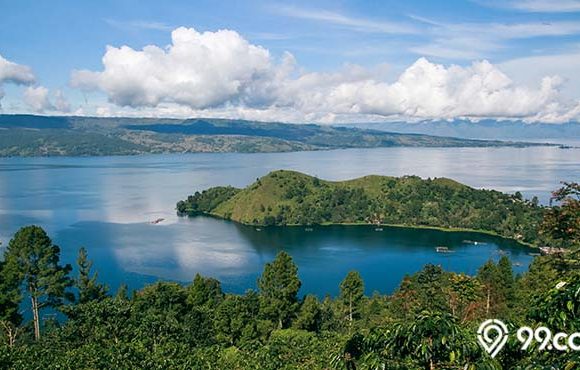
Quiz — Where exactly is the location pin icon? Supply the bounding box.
[477,319,509,358]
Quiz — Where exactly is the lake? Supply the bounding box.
[0,145,578,296]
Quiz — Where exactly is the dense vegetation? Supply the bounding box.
[0,115,553,157]
[1,183,577,369]
[178,170,547,244]
[1,182,580,369]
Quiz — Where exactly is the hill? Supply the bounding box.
[0,115,555,157]
[341,119,580,143]
[177,170,545,244]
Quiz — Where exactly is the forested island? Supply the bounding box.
[177,170,549,245]
[0,182,578,368]
[0,115,556,157]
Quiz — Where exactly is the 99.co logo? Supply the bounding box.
[517,326,580,352]
[477,319,580,357]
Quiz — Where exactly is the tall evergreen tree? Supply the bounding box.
[187,273,224,309]
[339,271,364,324]
[258,251,301,329]
[76,247,108,304]
[294,294,322,332]
[3,226,73,340]
[0,259,22,347]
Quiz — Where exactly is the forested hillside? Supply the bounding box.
[0,115,554,157]
[177,170,546,244]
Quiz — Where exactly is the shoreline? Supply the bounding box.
[191,212,536,248]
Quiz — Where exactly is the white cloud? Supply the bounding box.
[23,86,54,112]
[481,0,580,13]
[54,90,71,112]
[23,86,70,113]
[410,16,580,59]
[72,27,277,109]
[70,27,580,123]
[104,19,173,32]
[274,5,419,34]
[0,54,35,108]
[0,54,35,85]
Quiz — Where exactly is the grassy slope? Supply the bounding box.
[212,171,467,223]
[183,170,544,244]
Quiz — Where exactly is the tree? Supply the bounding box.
[294,295,322,332]
[76,247,108,304]
[339,271,364,325]
[257,251,301,329]
[2,226,73,340]
[496,256,515,309]
[388,311,472,370]
[477,260,498,316]
[0,259,22,347]
[187,273,224,309]
[477,258,514,317]
[446,273,483,323]
[540,181,580,248]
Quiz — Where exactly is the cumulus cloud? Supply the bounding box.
[23,86,70,113]
[71,27,276,109]
[0,54,36,108]
[0,54,35,85]
[71,27,580,123]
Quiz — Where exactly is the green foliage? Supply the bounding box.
[1,114,545,157]
[1,190,578,370]
[2,226,73,340]
[179,170,545,243]
[75,247,108,304]
[177,186,240,214]
[294,295,323,333]
[187,273,224,309]
[258,251,301,329]
[540,181,580,249]
[339,271,365,324]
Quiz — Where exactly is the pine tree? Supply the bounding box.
[76,247,108,304]
[294,294,322,332]
[3,226,73,340]
[339,271,364,324]
[0,258,22,347]
[258,251,301,329]
[187,273,224,309]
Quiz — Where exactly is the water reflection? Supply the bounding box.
[0,146,577,295]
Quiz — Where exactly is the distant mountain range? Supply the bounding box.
[0,115,560,157]
[338,120,580,143]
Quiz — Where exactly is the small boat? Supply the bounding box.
[305,227,313,232]
[150,218,165,224]
[513,262,523,267]
[436,246,452,253]
[255,228,262,232]
[375,227,383,231]
[462,240,487,245]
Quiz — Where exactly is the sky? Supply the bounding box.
[1,0,580,123]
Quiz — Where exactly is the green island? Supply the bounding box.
[0,114,557,157]
[177,170,547,245]
[0,182,578,369]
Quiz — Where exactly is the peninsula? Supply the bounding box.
[177,170,545,244]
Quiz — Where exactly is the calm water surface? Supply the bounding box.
[0,146,578,295]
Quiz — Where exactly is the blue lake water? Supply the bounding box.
[0,145,578,296]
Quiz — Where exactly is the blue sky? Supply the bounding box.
[1,0,580,123]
